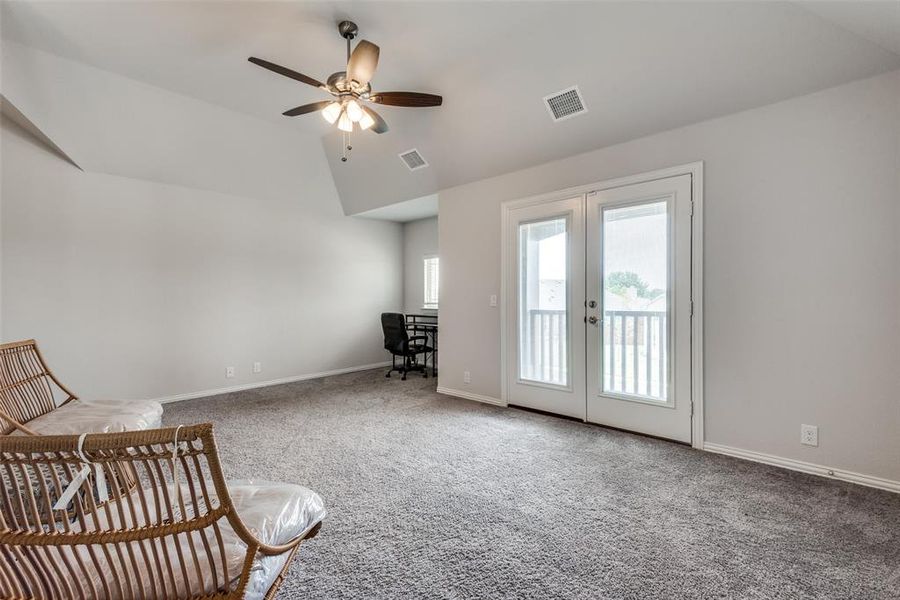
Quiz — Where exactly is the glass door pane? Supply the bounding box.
[519,217,569,386]
[602,201,669,401]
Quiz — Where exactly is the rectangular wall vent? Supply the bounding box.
[543,85,587,122]
[399,148,429,171]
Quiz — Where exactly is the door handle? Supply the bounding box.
[588,315,599,326]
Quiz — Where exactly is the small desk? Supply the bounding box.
[406,314,437,376]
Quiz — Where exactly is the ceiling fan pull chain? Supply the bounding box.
[342,131,352,162]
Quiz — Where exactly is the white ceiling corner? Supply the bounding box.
[795,1,900,57]
[354,194,438,223]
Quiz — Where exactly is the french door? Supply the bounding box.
[505,173,694,443]
[504,196,586,418]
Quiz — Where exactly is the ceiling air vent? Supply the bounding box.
[399,148,429,171]
[543,85,587,122]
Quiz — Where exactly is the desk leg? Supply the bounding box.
[432,330,438,377]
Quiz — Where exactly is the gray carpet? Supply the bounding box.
[163,369,900,600]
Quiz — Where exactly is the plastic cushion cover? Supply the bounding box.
[12,398,163,435]
[232,480,327,599]
[65,480,326,599]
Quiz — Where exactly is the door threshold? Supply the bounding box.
[508,403,582,423]
[508,404,690,447]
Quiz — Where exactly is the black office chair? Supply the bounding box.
[381,312,433,380]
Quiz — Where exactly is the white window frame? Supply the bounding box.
[423,254,439,310]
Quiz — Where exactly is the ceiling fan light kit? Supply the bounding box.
[248,20,442,162]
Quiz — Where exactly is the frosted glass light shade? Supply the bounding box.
[358,110,375,130]
[337,108,353,132]
[346,99,363,122]
[321,102,342,124]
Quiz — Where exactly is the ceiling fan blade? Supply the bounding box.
[282,100,333,117]
[346,40,380,86]
[371,92,442,107]
[362,106,389,134]
[248,57,326,89]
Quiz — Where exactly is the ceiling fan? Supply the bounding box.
[249,20,442,160]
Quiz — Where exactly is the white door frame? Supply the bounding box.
[500,162,704,449]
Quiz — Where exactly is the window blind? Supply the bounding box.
[424,255,439,309]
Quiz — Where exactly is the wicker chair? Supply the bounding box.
[0,339,162,435]
[0,423,326,599]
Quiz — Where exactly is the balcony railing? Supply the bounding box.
[521,309,568,385]
[605,310,667,401]
[520,309,667,401]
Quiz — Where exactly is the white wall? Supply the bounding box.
[438,70,900,482]
[0,45,402,401]
[402,217,439,314]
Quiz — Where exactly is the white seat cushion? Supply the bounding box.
[16,398,163,435]
[63,480,325,599]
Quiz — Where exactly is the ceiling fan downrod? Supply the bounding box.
[338,20,358,64]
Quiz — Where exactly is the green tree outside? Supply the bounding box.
[605,271,663,300]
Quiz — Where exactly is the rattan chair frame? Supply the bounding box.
[0,423,321,599]
[0,340,79,435]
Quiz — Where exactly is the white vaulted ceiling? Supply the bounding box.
[2,1,899,218]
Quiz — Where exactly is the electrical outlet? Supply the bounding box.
[253,362,262,374]
[463,370,471,384]
[801,424,818,447]
[225,366,235,379]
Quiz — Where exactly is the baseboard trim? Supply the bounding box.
[704,442,900,494]
[436,386,506,407]
[153,362,391,404]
